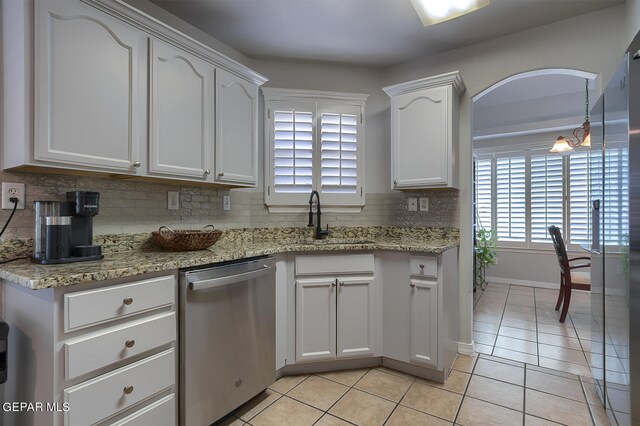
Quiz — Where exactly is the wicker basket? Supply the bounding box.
[151,225,223,251]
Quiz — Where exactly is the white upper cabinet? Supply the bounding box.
[149,38,213,179]
[383,71,465,189]
[34,0,146,172]
[215,68,259,186]
[3,0,267,186]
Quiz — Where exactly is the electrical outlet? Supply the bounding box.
[407,197,417,212]
[419,197,429,212]
[2,182,25,210]
[223,195,231,211]
[167,191,179,210]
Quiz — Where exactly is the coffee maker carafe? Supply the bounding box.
[32,191,103,264]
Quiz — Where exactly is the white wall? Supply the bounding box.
[385,5,629,348]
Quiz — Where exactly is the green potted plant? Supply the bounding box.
[475,228,497,289]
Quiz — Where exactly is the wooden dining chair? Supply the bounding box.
[548,226,591,323]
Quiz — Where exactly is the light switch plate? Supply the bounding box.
[408,197,418,212]
[419,197,429,212]
[167,191,179,210]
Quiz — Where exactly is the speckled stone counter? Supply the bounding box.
[0,226,459,290]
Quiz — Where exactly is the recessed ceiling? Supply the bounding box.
[149,0,622,67]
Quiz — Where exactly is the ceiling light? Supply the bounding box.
[550,79,592,153]
[410,0,490,26]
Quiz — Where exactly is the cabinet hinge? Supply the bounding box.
[268,185,271,196]
[361,187,363,197]
[268,109,271,119]
[360,112,363,123]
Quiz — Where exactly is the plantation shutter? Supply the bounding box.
[495,156,526,242]
[320,112,358,194]
[475,158,493,231]
[272,109,314,194]
[603,143,629,245]
[568,151,591,245]
[530,153,563,242]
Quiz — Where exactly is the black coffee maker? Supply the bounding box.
[32,191,103,264]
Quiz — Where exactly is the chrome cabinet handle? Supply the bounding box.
[393,180,398,185]
[410,282,416,288]
[339,281,344,287]
[218,172,224,177]
[331,282,336,288]
[125,339,135,348]
[123,297,133,306]
[205,169,211,175]
[123,385,134,395]
[132,161,141,168]
[419,264,425,269]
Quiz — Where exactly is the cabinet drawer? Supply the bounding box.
[409,256,437,278]
[64,349,175,426]
[111,394,175,426]
[296,254,374,275]
[65,312,176,380]
[64,275,175,332]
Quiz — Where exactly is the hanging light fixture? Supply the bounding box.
[550,78,591,153]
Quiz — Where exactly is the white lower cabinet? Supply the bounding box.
[294,254,378,363]
[296,278,337,362]
[0,272,178,426]
[381,249,458,372]
[409,279,438,366]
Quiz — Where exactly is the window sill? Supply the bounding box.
[267,205,364,214]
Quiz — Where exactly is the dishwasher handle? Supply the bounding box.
[187,264,274,291]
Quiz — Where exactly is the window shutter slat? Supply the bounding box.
[530,154,563,243]
[496,156,526,242]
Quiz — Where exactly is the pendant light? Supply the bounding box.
[550,79,591,153]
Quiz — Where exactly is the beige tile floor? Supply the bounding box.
[473,282,599,378]
[214,354,607,426]
[213,283,611,426]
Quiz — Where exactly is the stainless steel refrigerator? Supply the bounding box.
[589,45,639,425]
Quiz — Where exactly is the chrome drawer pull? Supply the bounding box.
[410,282,416,288]
[132,161,141,168]
[125,339,135,348]
[123,385,134,395]
[123,297,133,306]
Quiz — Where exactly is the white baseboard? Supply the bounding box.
[485,276,558,289]
[458,341,475,356]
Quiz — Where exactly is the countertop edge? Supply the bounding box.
[1,240,460,290]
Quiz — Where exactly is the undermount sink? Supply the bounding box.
[298,239,376,245]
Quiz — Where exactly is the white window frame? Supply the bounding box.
[262,88,368,213]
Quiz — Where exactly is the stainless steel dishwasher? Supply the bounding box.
[179,257,276,425]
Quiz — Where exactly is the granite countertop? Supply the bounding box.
[0,226,459,290]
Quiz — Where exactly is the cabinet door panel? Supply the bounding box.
[295,278,336,362]
[149,39,213,179]
[337,277,374,358]
[410,279,438,367]
[393,86,449,188]
[215,69,258,185]
[35,0,145,171]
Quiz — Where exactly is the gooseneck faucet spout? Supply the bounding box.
[308,190,329,239]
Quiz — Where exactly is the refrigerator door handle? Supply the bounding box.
[592,199,600,253]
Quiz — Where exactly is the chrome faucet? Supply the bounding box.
[308,190,329,239]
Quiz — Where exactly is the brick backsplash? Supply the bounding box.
[0,170,458,239]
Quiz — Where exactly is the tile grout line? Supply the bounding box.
[490,284,511,357]
[452,355,479,425]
